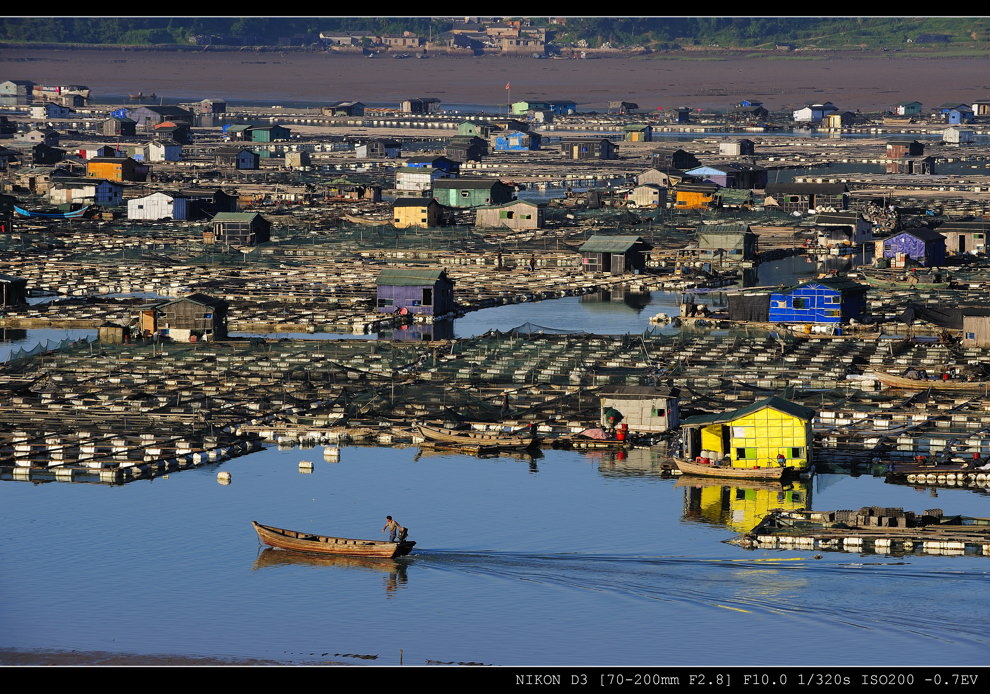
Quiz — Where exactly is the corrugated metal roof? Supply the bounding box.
[434,179,503,190]
[375,268,450,286]
[579,235,649,253]
[681,396,815,427]
[212,212,263,222]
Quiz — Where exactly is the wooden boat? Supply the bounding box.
[252,521,415,558]
[674,458,788,481]
[869,370,990,392]
[417,424,539,450]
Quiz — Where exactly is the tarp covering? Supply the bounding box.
[727,293,770,322]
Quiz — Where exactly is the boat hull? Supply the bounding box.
[870,371,990,392]
[674,458,788,481]
[417,425,539,450]
[252,521,415,557]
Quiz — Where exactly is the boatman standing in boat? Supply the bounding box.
[383,515,406,543]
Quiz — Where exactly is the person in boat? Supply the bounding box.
[383,515,405,543]
[776,453,786,467]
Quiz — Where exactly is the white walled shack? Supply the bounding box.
[599,386,680,433]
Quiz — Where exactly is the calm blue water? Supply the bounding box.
[1,447,987,666]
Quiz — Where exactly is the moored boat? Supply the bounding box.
[252,521,415,557]
[673,458,788,481]
[869,370,990,392]
[417,424,539,450]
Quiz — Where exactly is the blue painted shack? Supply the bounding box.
[404,156,460,176]
[375,268,455,317]
[939,104,975,124]
[769,278,868,324]
[881,228,946,267]
[493,130,541,151]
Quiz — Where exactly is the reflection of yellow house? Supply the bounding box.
[679,478,811,532]
[680,396,815,470]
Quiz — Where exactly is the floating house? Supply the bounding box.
[685,164,766,189]
[792,102,838,123]
[680,396,815,471]
[623,124,652,142]
[355,139,401,159]
[207,212,271,246]
[433,179,513,208]
[651,148,701,171]
[599,386,680,433]
[626,184,666,208]
[446,136,487,162]
[768,278,869,324]
[86,156,148,183]
[474,200,544,230]
[880,228,946,267]
[718,139,755,156]
[457,120,496,139]
[214,146,260,170]
[0,273,27,306]
[322,101,365,117]
[405,156,459,175]
[673,183,718,211]
[375,268,455,317]
[49,178,122,206]
[510,100,575,116]
[813,211,874,247]
[764,183,848,214]
[943,127,976,145]
[127,105,194,129]
[961,309,990,348]
[127,192,191,221]
[696,224,758,262]
[138,293,229,342]
[395,166,447,193]
[247,124,291,142]
[401,98,441,114]
[493,130,541,151]
[561,138,618,160]
[935,220,989,255]
[392,198,451,229]
[894,101,923,116]
[578,235,652,275]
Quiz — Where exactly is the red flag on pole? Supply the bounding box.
[505,82,510,90]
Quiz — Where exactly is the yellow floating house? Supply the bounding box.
[680,396,815,470]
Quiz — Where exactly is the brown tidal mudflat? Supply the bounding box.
[2,47,989,111]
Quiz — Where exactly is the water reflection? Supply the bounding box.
[677,477,812,532]
[253,548,411,595]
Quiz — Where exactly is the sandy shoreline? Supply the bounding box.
[3,47,989,110]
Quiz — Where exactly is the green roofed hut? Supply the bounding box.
[375,268,455,317]
[578,235,653,275]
